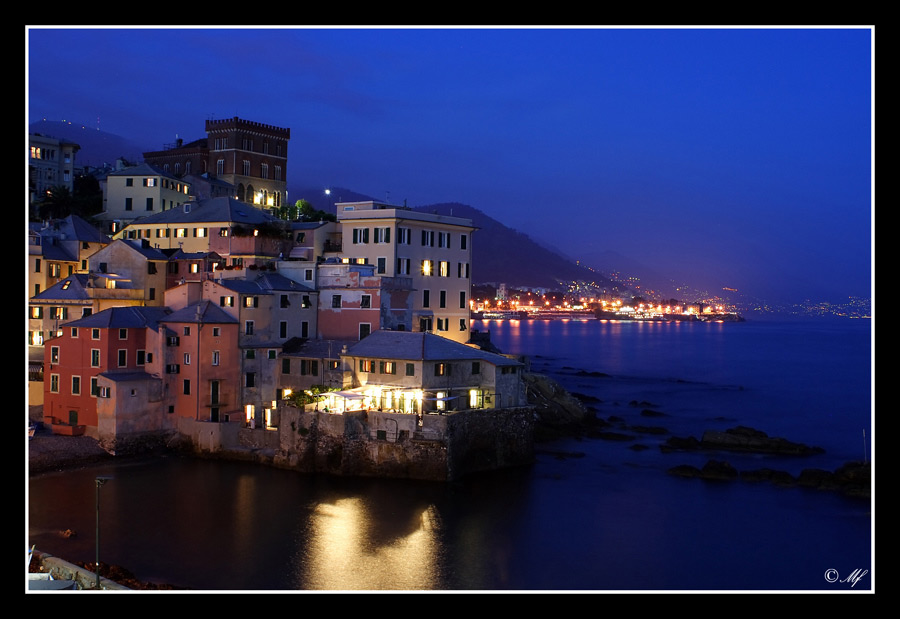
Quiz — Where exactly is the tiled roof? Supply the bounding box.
[107,162,178,179]
[38,242,77,262]
[63,215,110,244]
[346,331,521,365]
[216,272,314,294]
[121,239,170,260]
[282,337,355,358]
[160,299,238,324]
[125,196,281,226]
[254,272,314,292]
[38,215,110,245]
[31,273,92,301]
[66,306,172,329]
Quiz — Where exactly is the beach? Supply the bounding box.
[28,406,111,475]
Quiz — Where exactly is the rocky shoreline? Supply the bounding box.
[667,458,870,497]
[523,374,871,501]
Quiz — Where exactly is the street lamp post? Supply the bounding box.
[95,476,112,589]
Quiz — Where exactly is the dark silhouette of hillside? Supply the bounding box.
[412,202,612,289]
[291,189,605,288]
[28,120,148,167]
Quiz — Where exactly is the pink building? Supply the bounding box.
[43,306,171,437]
[316,262,413,341]
[152,300,241,423]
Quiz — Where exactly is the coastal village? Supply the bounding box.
[27,115,867,484]
[28,117,552,482]
[28,115,870,591]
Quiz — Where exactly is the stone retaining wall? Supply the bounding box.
[270,406,535,481]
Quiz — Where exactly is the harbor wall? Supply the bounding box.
[184,405,535,482]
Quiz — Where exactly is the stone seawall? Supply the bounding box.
[265,406,535,481]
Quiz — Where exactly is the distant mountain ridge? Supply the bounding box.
[29,120,149,167]
[293,187,614,289]
[411,202,613,289]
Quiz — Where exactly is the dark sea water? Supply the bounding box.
[27,318,873,592]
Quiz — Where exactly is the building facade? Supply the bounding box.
[29,133,80,209]
[98,163,191,231]
[88,239,170,306]
[42,306,171,438]
[152,300,241,424]
[329,330,526,415]
[142,116,290,211]
[205,117,289,209]
[335,201,475,344]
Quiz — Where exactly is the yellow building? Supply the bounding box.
[336,201,475,344]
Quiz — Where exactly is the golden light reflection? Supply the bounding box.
[300,498,440,590]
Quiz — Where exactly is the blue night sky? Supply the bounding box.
[26,26,873,304]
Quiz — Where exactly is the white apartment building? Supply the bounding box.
[98,163,191,232]
[336,201,475,344]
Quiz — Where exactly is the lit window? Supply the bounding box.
[381,361,396,375]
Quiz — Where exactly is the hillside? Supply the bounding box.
[293,188,613,289]
[412,202,613,289]
[28,120,149,167]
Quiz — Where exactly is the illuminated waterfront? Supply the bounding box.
[28,318,872,591]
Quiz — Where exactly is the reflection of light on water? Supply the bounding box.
[231,474,258,560]
[300,498,440,590]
